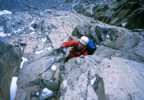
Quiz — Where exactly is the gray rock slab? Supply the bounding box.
[60,56,144,100]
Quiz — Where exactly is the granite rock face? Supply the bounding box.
[2,9,142,99]
[59,56,144,100]
[59,19,144,100]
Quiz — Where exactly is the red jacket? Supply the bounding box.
[61,40,88,61]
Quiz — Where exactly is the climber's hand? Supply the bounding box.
[56,46,66,54]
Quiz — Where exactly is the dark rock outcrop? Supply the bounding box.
[73,0,144,29]
[0,41,22,100]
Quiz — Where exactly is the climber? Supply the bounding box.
[58,36,96,62]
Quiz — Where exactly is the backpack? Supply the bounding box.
[86,38,96,55]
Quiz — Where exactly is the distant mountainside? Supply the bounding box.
[0,0,107,12]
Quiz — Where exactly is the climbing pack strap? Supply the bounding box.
[86,38,96,55]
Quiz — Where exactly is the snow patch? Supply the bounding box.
[30,32,36,34]
[41,37,47,42]
[90,77,96,85]
[29,27,35,31]
[122,22,127,27]
[13,27,24,33]
[51,64,57,71]
[0,32,11,37]
[41,88,54,99]
[35,50,44,54]
[0,26,11,37]
[10,76,18,100]
[20,57,28,69]
[87,4,95,15]
[0,10,12,15]
[106,34,110,39]
[47,47,52,50]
